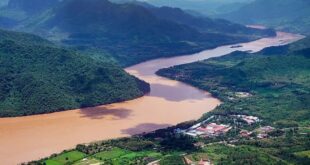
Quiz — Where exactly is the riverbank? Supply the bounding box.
[0,32,303,165]
[156,36,310,164]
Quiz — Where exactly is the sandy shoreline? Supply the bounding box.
[0,31,304,165]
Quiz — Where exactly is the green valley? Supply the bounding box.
[0,0,275,66]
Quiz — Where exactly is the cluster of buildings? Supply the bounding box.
[239,126,275,139]
[178,114,272,140]
[179,114,261,138]
[235,92,252,98]
[257,126,275,139]
[232,115,260,125]
[229,92,252,100]
[183,122,231,138]
[239,130,253,138]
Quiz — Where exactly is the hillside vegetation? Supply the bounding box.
[158,37,310,125]
[7,0,59,15]
[0,0,59,28]
[0,0,275,66]
[146,6,275,36]
[129,0,254,16]
[29,125,310,165]
[0,29,149,117]
[154,37,310,164]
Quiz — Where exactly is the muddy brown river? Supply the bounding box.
[0,32,303,164]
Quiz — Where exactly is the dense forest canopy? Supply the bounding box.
[0,0,275,66]
[158,37,310,125]
[0,29,149,117]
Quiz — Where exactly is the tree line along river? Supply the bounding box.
[0,31,304,165]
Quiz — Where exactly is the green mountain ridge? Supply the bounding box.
[1,0,275,66]
[0,0,59,24]
[146,6,275,36]
[158,37,310,125]
[7,0,59,15]
[0,29,150,117]
[133,0,254,16]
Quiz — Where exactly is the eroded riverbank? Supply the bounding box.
[0,32,303,165]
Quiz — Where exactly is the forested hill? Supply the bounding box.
[154,38,310,165]
[7,0,59,15]
[158,37,310,125]
[0,0,60,28]
[218,0,310,35]
[110,1,274,37]
[41,0,275,66]
[145,6,275,36]
[0,29,150,117]
[0,28,51,45]
[0,0,275,66]
[122,0,253,16]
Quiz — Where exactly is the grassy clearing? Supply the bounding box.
[91,147,162,164]
[159,155,186,165]
[93,147,128,160]
[45,151,86,165]
[299,127,310,134]
[294,150,310,158]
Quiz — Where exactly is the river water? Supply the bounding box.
[0,32,303,164]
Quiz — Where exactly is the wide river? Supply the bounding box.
[0,32,303,164]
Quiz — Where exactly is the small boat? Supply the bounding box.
[230,45,243,48]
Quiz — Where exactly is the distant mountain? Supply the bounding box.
[19,0,274,66]
[136,0,254,16]
[110,0,154,8]
[146,6,275,36]
[7,0,59,15]
[0,0,60,27]
[110,0,265,35]
[218,0,310,35]
[0,29,149,117]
